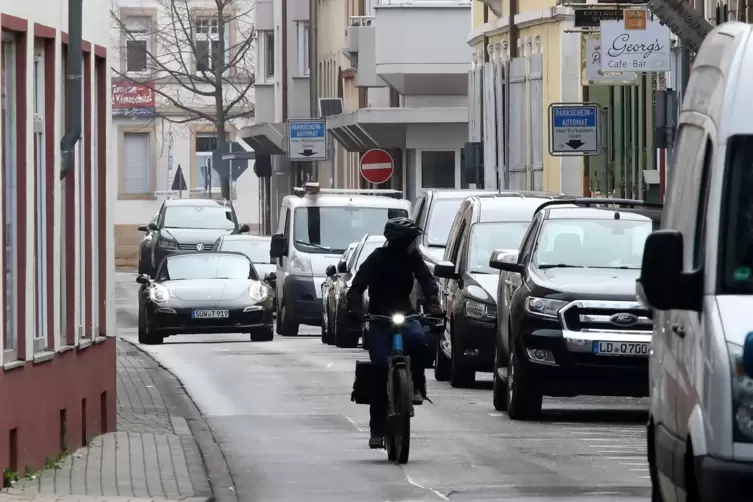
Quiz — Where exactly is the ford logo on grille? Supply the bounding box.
[610,313,639,327]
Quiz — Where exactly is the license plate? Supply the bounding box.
[593,341,650,356]
[192,310,229,319]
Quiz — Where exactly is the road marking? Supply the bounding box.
[343,415,364,432]
[403,474,450,501]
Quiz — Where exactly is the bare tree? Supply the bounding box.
[111,0,256,199]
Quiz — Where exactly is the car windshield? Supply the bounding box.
[467,222,531,273]
[163,206,235,230]
[534,218,654,269]
[217,239,270,264]
[293,206,407,254]
[356,240,385,270]
[425,199,464,247]
[161,253,254,280]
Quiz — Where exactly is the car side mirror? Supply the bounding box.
[136,274,149,285]
[239,224,251,233]
[138,225,148,232]
[326,265,336,277]
[433,261,458,279]
[337,261,347,274]
[743,332,753,378]
[638,230,701,312]
[148,222,159,231]
[264,272,277,282]
[270,233,286,258]
[489,249,519,271]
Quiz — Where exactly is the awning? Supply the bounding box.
[236,122,286,155]
[326,107,468,152]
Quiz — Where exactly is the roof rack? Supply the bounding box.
[534,197,664,213]
[292,182,403,198]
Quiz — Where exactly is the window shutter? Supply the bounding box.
[123,133,149,194]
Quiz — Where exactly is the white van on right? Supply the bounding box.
[638,22,753,502]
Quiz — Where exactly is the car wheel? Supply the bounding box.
[492,344,508,411]
[434,337,450,382]
[506,347,541,420]
[250,327,275,342]
[279,304,299,337]
[450,333,475,388]
[275,302,283,334]
[334,313,358,348]
[322,308,334,345]
[141,311,164,346]
[137,297,148,344]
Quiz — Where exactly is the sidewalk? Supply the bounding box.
[0,341,214,502]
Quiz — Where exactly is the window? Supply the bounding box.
[78,56,87,339]
[195,135,221,193]
[33,43,48,351]
[424,198,465,247]
[259,31,274,80]
[123,132,150,194]
[124,17,150,73]
[2,33,18,359]
[195,18,227,73]
[467,222,532,273]
[296,22,309,76]
[216,239,271,264]
[720,136,753,293]
[163,205,235,230]
[160,253,252,281]
[533,218,654,269]
[293,207,408,254]
[421,150,456,189]
[355,239,385,270]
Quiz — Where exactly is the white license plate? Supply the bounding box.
[192,310,229,319]
[593,341,650,356]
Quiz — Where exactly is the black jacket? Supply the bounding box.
[346,245,440,317]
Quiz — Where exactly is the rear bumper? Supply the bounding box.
[697,455,753,501]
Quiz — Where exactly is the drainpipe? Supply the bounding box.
[60,0,83,180]
[508,0,518,58]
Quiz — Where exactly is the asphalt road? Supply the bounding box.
[116,272,651,502]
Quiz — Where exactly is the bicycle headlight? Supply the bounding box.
[148,284,171,304]
[249,282,268,303]
[525,297,567,319]
[392,314,405,325]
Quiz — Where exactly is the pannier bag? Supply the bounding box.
[351,360,374,405]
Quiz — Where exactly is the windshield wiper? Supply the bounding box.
[426,243,445,248]
[294,240,331,251]
[538,264,585,269]
[587,265,641,270]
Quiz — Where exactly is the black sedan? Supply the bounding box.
[136,251,275,345]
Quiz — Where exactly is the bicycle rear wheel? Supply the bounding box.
[391,366,412,464]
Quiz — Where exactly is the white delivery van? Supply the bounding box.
[270,183,411,336]
[638,22,753,502]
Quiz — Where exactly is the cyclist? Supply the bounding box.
[347,217,443,449]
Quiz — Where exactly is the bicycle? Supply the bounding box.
[362,313,443,464]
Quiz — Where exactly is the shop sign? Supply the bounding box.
[599,20,671,73]
[112,82,155,117]
[581,35,638,85]
[574,8,623,29]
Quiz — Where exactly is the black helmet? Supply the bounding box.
[384,217,422,243]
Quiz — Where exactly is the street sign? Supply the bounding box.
[549,103,602,156]
[360,149,394,184]
[171,165,187,191]
[287,119,328,162]
[574,8,624,28]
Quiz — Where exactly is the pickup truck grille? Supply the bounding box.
[560,300,652,333]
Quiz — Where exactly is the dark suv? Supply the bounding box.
[489,198,661,419]
[137,198,250,277]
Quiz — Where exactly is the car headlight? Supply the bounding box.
[158,239,178,250]
[729,342,753,442]
[148,284,171,304]
[289,251,312,275]
[525,297,567,319]
[464,299,496,321]
[249,282,268,303]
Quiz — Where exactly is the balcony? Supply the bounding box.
[374,0,471,95]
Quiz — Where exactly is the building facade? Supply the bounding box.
[110,0,258,266]
[0,1,116,474]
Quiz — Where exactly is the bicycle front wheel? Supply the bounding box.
[392,366,412,464]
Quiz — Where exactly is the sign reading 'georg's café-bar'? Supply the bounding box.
[599,20,671,73]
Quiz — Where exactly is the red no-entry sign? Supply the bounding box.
[359,149,394,185]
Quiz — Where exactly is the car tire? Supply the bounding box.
[449,333,475,388]
[322,308,334,345]
[492,345,508,411]
[140,310,164,346]
[279,304,299,337]
[137,296,148,344]
[506,347,542,420]
[361,325,369,350]
[250,327,274,342]
[434,338,450,382]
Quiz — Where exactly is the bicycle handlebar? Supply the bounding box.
[362,313,443,323]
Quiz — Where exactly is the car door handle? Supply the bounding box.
[671,323,686,338]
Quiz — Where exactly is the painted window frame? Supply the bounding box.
[296,22,309,77]
[124,16,151,76]
[122,131,151,195]
[416,148,462,193]
[78,55,87,341]
[194,17,229,75]
[92,59,100,338]
[257,30,275,81]
[33,42,48,352]
[2,32,18,363]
